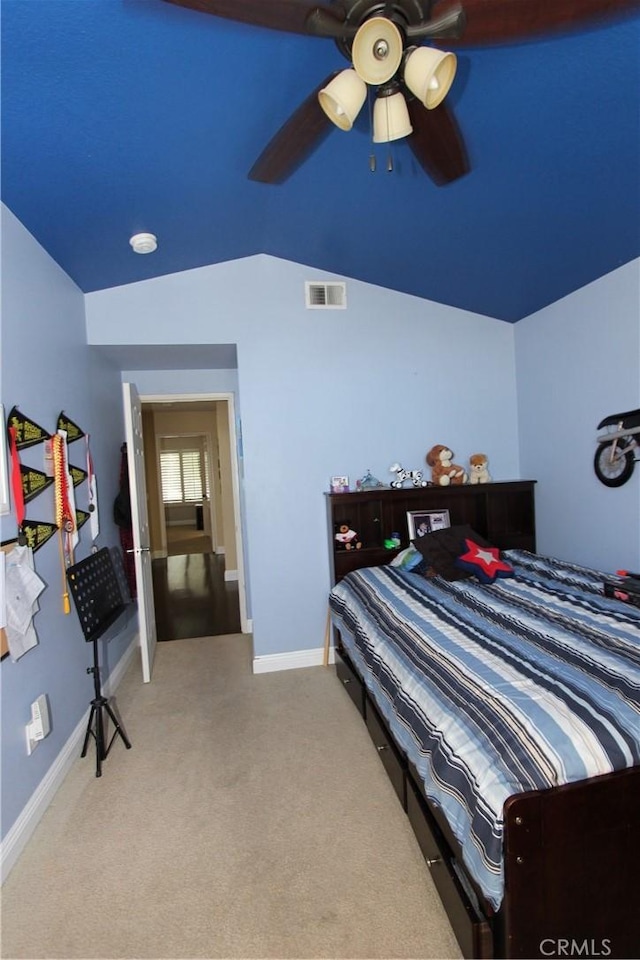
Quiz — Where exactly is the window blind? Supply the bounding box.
[160,449,204,503]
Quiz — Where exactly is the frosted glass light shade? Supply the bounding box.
[129,232,157,254]
[352,16,403,85]
[403,46,457,109]
[372,90,412,143]
[318,70,367,130]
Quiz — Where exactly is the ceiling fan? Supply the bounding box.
[162,0,639,186]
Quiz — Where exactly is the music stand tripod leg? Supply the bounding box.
[82,636,132,777]
[81,704,97,759]
[104,699,132,750]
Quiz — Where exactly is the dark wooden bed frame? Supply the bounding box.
[327,483,639,959]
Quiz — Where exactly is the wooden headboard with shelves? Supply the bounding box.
[326,481,536,584]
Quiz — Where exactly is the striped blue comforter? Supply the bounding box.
[329,551,640,910]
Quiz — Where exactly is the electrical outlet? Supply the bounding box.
[26,726,38,755]
[26,694,50,754]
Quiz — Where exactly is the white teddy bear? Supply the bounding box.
[469,453,491,484]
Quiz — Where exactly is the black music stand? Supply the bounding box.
[67,549,132,777]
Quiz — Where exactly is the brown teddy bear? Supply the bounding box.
[426,445,467,486]
[334,522,361,550]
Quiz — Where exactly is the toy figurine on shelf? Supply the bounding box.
[469,453,491,484]
[389,462,429,488]
[425,445,467,486]
[334,522,361,551]
[356,469,384,490]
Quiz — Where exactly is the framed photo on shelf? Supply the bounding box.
[407,509,450,540]
[330,476,350,493]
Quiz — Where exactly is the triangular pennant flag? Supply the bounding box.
[57,412,85,443]
[75,508,90,530]
[21,519,58,552]
[20,464,55,503]
[69,464,88,487]
[7,406,51,450]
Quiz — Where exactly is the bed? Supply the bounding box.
[329,539,640,960]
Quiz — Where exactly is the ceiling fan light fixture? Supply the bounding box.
[352,16,403,86]
[403,46,457,109]
[372,87,412,143]
[318,69,367,131]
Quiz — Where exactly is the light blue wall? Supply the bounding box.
[515,261,640,573]
[123,368,239,396]
[85,256,521,660]
[0,205,137,842]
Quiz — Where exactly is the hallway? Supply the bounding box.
[152,527,241,640]
[165,523,212,557]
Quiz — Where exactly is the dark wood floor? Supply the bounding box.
[152,552,241,641]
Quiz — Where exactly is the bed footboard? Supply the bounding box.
[502,767,640,960]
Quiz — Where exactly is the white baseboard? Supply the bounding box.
[224,569,238,582]
[253,645,335,674]
[0,634,138,885]
[102,633,139,697]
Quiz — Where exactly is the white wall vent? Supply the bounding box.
[305,281,347,309]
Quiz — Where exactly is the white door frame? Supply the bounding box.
[140,392,249,634]
[123,382,158,682]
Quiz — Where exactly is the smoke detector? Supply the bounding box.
[129,232,158,254]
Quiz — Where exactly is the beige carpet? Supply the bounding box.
[1,635,462,960]
[166,525,213,556]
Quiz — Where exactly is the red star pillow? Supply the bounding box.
[454,538,514,584]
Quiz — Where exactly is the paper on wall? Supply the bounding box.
[4,544,45,660]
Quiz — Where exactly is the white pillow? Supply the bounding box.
[389,545,423,570]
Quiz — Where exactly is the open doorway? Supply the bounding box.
[151,552,241,641]
[140,394,248,642]
[159,432,215,558]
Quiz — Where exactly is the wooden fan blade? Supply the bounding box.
[162,0,347,35]
[433,0,640,46]
[406,99,470,185]
[248,74,339,183]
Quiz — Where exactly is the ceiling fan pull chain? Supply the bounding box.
[387,149,394,172]
[370,153,376,172]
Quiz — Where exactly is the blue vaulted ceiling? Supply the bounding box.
[1,0,639,322]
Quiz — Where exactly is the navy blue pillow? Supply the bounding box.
[455,537,515,584]
[413,525,489,581]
